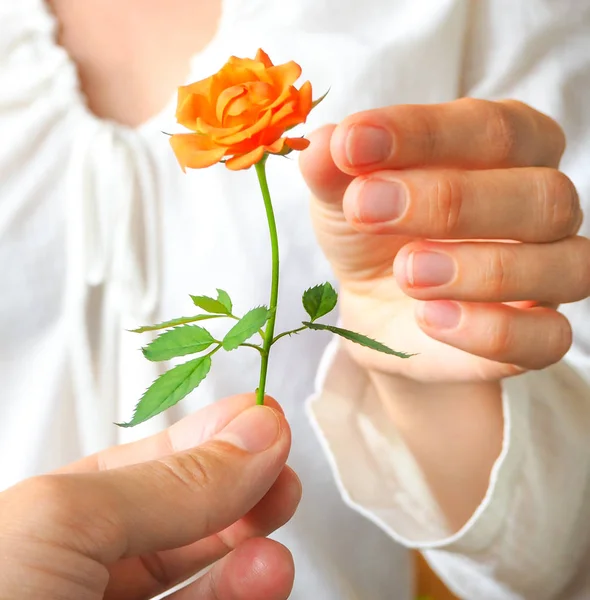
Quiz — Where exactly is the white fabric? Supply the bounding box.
[0,1,589,599]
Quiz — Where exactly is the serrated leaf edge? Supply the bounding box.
[190,294,232,315]
[302,282,338,322]
[303,321,414,359]
[129,314,221,333]
[117,355,212,428]
[141,325,216,362]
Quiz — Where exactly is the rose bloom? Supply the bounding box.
[170,49,313,171]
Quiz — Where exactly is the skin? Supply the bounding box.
[299,99,589,530]
[0,395,301,599]
[46,0,222,127]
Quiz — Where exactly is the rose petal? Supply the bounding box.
[224,59,271,84]
[176,93,217,130]
[216,85,248,122]
[210,66,261,102]
[270,102,296,128]
[177,77,212,107]
[225,146,266,170]
[271,98,309,131]
[265,138,286,153]
[298,81,313,119]
[243,82,275,107]
[225,96,256,118]
[170,134,226,171]
[223,82,275,123]
[285,137,310,151]
[267,61,302,89]
[258,126,285,146]
[267,85,298,111]
[196,118,243,140]
[217,110,273,146]
[256,49,274,68]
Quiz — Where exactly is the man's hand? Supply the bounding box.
[301,99,588,383]
[0,395,300,600]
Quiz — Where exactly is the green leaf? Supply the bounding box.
[142,326,215,362]
[130,314,220,334]
[222,307,270,351]
[118,356,212,427]
[311,88,330,110]
[216,289,233,314]
[303,322,413,359]
[190,294,231,315]
[302,282,338,321]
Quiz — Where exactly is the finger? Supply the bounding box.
[394,237,590,304]
[300,124,402,279]
[416,301,572,369]
[105,467,301,600]
[299,124,352,206]
[331,98,566,173]
[57,394,284,474]
[32,405,291,566]
[170,538,294,600]
[342,167,581,241]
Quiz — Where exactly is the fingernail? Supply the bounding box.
[418,301,462,330]
[355,178,408,223]
[215,406,281,453]
[345,125,392,166]
[408,251,456,287]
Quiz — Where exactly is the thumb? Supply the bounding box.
[17,405,290,566]
[299,124,352,207]
[300,125,401,280]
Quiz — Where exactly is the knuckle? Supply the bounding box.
[156,450,216,493]
[537,169,580,238]
[485,101,520,164]
[393,104,437,160]
[430,174,464,236]
[455,97,487,113]
[504,100,566,166]
[487,313,514,360]
[482,248,517,299]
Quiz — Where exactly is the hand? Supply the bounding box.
[0,395,300,600]
[301,99,588,383]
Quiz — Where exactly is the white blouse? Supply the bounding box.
[1,1,590,598]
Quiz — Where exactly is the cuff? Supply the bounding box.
[306,338,527,551]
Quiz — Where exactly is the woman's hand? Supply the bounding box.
[0,395,300,600]
[301,99,588,383]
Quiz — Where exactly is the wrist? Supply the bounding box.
[368,370,502,433]
[368,370,504,531]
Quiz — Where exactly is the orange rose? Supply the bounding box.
[170,49,314,171]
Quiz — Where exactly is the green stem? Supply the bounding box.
[272,326,307,345]
[208,344,223,358]
[255,157,279,405]
[241,343,264,354]
[211,339,263,354]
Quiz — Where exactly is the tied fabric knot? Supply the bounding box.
[65,121,160,452]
